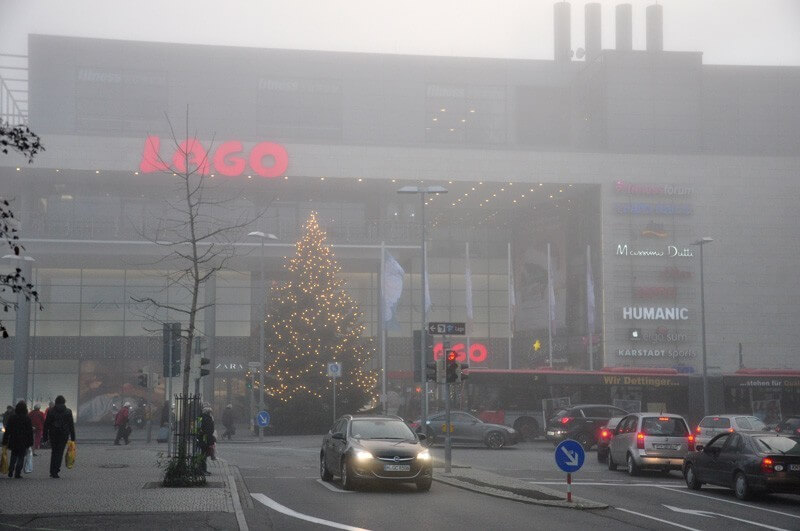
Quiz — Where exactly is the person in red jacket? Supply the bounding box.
[114,402,131,445]
[28,404,46,454]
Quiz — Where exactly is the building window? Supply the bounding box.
[425,84,507,145]
[256,78,343,141]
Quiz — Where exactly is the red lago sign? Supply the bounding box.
[139,136,289,178]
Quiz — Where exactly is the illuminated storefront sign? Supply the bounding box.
[616,349,697,359]
[640,222,669,238]
[616,244,694,258]
[139,135,289,178]
[615,180,692,197]
[622,307,689,320]
[661,266,692,280]
[433,342,488,363]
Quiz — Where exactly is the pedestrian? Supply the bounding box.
[114,402,131,445]
[221,404,235,440]
[41,395,76,479]
[1,405,12,427]
[197,405,216,474]
[160,400,170,428]
[2,400,33,479]
[29,404,46,455]
[43,400,54,420]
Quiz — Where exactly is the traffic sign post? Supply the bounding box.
[256,410,270,428]
[327,362,342,422]
[427,322,466,336]
[554,439,585,503]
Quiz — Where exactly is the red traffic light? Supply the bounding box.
[446,350,458,362]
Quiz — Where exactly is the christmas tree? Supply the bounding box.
[264,213,377,433]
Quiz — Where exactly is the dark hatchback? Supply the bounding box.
[545,404,629,449]
[683,431,800,500]
[775,416,800,436]
[320,415,433,491]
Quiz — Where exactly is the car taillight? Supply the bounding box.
[695,426,702,434]
[795,428,800,434]
[409,422,420,430]
[560,417,573,425]
[600,429,609,439]
[688,434,695,451]
[637,432,645,449]
[761,457,774,474]
[728,428,735,433]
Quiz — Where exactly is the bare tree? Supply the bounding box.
[132,112,266,447]
[0,121,44,338]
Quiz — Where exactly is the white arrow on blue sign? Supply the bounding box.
[256,410,270,428]
[554,439,585,473]
[327,362,342,378]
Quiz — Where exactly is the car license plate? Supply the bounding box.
[789,464,800,472]
[654,444,678,450]
[384,464,411,472]
[547,430,555,436]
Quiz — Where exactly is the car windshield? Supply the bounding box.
[783,418,800,428]
[641,417,689,436]
[699,417,731,428]
[350,419,416,440]
[754,436,800,455]
[746,417,767,430]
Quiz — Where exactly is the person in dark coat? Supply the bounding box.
[197,405,215,474]
[2,401,34,478]
[221,404,235,440]
[1,405,13,427]
[41,395,76,479]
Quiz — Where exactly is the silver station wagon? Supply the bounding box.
[608,413,694,475]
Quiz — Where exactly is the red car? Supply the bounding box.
[596,417,624,463]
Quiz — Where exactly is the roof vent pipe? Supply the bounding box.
[646,4,664,52]
[554,2,571,63]
[615,4,633,51]
[585,3,601,61]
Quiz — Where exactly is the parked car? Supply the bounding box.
[608,413,693,475]
[695,415,767,446]
[545,404,629,449]
[410,410,519,449]
[775,416,800,436]
[596,417,624,463]
[684,431,800,500]
[320,414,433,491]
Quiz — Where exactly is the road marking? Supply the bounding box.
[316,479,355,493]
[663,504,790,530]
[615,507,702,531]
[529,481,686,487]
[251,493,369,530]
[659,487,800,520]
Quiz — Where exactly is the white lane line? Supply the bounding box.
[529,481,686,487]
[663,504,789,531]
[615,507,702,531]
[251,493,369,531]
[659,487,800,520]
[316,479,355,493]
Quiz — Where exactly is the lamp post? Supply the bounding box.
[4,254,34,404]
[693,237,713,417]
[248,231,278,441]
[396,185,447,427]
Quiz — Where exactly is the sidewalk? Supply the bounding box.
[0,443,243,529]
[76,423,260,444]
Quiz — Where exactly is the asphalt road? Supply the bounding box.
[220,436,800,531]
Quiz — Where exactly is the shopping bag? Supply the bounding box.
[24,447,33,474]
[157,425,169,443]
[65,440,76,469]
[0,446,8,475]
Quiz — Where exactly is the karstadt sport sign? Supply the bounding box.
[139,136,289,178]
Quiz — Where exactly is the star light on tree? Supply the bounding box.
[264,213,377,432]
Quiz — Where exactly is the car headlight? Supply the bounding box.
[417,450,431,461]
[355,450,373,461]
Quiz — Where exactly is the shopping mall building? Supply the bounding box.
[1,15,799,420]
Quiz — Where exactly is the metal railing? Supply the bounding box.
[0,54,28,125]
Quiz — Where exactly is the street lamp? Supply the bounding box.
[4,254,34,404]
[396,185,447,427]
[692,237,713,417]
[248,231,278,441]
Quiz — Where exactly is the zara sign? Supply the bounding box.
[139,135,289,178]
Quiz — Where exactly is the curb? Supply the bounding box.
[220,459,249,531]
[433,473,608,510]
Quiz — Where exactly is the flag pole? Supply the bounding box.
[547,243,553,368]
[587,244,594,371]
[507,242,512,369]
[465,241,471,368]
[380,241,387,414]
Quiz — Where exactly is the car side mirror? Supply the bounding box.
[695,444,704,452]
[417,433,427,441]
[332,432,346,441]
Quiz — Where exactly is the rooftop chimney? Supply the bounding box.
[646,4,664,52]
[616,4,633,51]
[585,3,601,61]
[554,2,571,63]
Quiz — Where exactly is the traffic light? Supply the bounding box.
[162,322,181,377]
[436,358,445,383]
[425,362,437,382]
[445,350,458,383]
[137,370,148,388]
[199,357,211,378]
[456,362,469,383]
[413,330,433,383]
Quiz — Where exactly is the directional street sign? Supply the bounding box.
[256,410,270,428]
[554,439,585,473]
[327,362,342,378]
[427,322,466,336]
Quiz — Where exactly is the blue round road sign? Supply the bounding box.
[554,439,585,473]
[256,410,270,428]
